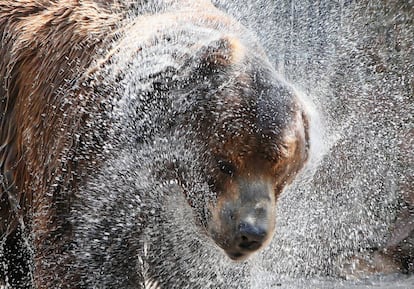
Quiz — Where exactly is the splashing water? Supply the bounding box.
[214,0,413,288]
[1,0,413,288]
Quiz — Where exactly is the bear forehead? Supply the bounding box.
[197,62,297,148]
[209,73,296,136]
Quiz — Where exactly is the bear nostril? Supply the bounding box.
[238,222,267,251]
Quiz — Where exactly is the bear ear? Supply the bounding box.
[197,36,244,73]
[282,108,310,164]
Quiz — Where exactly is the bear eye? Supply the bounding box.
[218,160,235,176]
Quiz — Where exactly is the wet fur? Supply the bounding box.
[1,1,309,288]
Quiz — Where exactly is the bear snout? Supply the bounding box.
[209,178,276,261]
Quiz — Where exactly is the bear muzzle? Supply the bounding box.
[208,178,276,261]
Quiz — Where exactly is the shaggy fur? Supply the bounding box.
[0,1,309,288]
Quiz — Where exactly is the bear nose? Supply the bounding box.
[237,221,267,251]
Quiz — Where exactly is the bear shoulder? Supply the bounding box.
[0,0,120,236]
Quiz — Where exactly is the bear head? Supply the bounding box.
[150,36,311,261]
[83,23,310,262]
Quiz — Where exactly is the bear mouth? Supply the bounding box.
[229,252,245,260]
[222,242,263,261]
[226,250,252,261]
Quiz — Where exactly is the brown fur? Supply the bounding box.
[0,1,122,286]
[1,1,310,287]
[0,0,120,232]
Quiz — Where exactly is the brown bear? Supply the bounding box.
[0,1,310,288]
